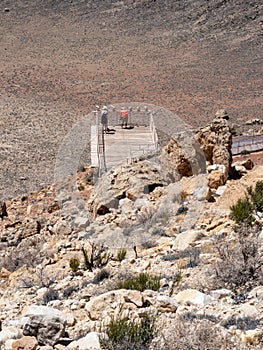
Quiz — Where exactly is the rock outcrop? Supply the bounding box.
[195,110,232,188]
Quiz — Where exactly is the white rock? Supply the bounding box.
[155,295,178,313]
[175,289,213,306]
[173,230,204,251]
[210,289,233,299]
[67,332,101,350]
[0,327,22,343]
[249,286,263,300]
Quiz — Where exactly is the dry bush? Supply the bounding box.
[0,234,51,272]
[212,224,262,293]
[150,313,260,350]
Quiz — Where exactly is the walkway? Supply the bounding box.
[91,124,157,171]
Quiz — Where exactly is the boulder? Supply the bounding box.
[175,289,213,306]
[195,112,232,178]
[67,332,101,350]
[232,158,254,171]
[8,336,38,350]
[21,306,66,346]
[159,130,206,182]
[155,295,178,313]
[85,290,143,321]
[88,160,165,216]
[0,327,22,344]
[208,170,226,189]
[173,230,204,251]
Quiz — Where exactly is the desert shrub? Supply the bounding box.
[230,197,254,224]
[82,243,111,272]
[162,248,201,268]
[150,313,256,350]
[43,288,59,305]
[0,235,50,272]
[221,315,261,331]
[93,268,110,284]
[101,313,155,350]
[69,257,80,272]
[241,149,251,155]
[213,224,262,293]
[63,286,78,298]
[247,181,263,212]
[117,272,160,292]
[231,181,263,224]
[117,248,127,262]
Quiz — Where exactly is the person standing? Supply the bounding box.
[120,107,129,128]
[101,106,109,133]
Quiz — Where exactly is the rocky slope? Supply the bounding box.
[0,0,262,198]
[0,115,262,349]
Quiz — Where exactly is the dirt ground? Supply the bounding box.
[0,1,262,199]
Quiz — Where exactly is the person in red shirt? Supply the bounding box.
[120,107,129,129]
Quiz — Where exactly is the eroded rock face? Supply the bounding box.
[195,112,232,178]
[21,306,66,346]
[88,160,166,216]
[159,130,206,182]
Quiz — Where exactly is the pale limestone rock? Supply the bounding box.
[208,170,226,189]
[210,289,233,299]
[85,290,143,321]
[249,286,263,300]
[0,327,22,344]
[195,114,232,177]
[155,295,178,313]
[175,289,213,306]
[173,230,204,251]
[232,158,254,170]
[21,306,66,346]
[242,329,263,345]
[67,332,101,350]
[238,304,259,318]
[9,336,38,350]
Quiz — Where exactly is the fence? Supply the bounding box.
[232,134,263,155]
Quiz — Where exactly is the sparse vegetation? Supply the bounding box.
[117,273,160,292]
[101,313,155,350]
[82,243,111,272]
[241,149,251,155]
[230,181,263,224]
[93,268,110,284]
[117,248,127,262]
[213,224,262,293]
[69,257,80,272]
[230,197,254,224]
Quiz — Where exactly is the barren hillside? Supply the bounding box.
[0,0,262,198]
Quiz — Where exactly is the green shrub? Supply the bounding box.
[230,197,254,224]
[78,184,85,191]
[117,248,127,262]
[230,181,263,224]
[118,273,160,292]
[241,149,251,155]
[102,314,155,350]
[247,181,263,212]
[69,257,80,272]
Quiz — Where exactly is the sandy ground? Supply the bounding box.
[0,1,262,199]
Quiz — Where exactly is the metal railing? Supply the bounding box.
[232,134,263,155]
